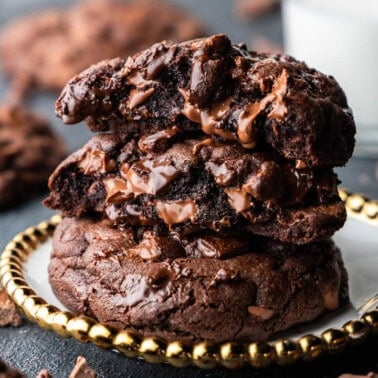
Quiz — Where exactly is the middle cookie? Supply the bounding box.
[44,132,345,244]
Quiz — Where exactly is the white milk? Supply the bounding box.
[282,0,378,154]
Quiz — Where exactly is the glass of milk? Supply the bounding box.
[282,0,378,155]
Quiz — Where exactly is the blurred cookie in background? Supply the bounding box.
[0,0,206,100]
[251,36,283,54]
[0,105,66,209]
[234,0,280,21]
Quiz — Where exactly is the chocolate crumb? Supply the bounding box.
[69,356,96,378]
[0,287,22,327]
[0,358,26,378]
[36,369,52,378]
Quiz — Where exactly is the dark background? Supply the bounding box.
[0,1,377,377]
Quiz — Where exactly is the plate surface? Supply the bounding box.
[1,190,378,369]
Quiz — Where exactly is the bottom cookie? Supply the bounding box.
[48,217,348,343]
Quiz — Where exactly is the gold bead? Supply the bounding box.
[88,323,117,349]
[363,202,378,219]
[35,304,60,330]
[343,320,370,343]
[219,342,246,369]
[9,277,28,287]
[66,316,95,342]
[139,337,166,364]
[21,230,40,249]
[346,194,365,212]
[12,286,34,307]
[1,248,26,262]
[0,255,23,268]
[362,310,378,331]
[22,295,46,321]
[4,277,27,296]
[1,269,23,289]
[12,236,32,254]
[338,189,348,202]
[192,342,219,369]
[248,341,276,368]
[166,341,192,368]
[274,339,302,365]
[50,214,63,227]
[298,335,326,361]
[2,261,22,272]
[113,331,141,358]
[51,311,73,337]
[321,328,349,352]
[36,221,55,237]
[31,226,49,241]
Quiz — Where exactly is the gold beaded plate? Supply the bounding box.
[1,189,377,369]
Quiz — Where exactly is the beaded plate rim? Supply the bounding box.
[0,188,377,369]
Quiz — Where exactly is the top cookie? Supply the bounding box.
[56,34,355,168]
[0,0,205,95]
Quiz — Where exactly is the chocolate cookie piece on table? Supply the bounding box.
[44,133,345,244]
[55,34,355,168]
[69,356,96,378]
[0,287,22,327]
[0,359,26,378]
[0,0,205,97]
[0,105,66,209]
[49,216,348,343]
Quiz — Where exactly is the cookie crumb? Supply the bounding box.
[0,358,26,377]
[36,369,52,378]
[0,287,22,327]
[69,356,96,378]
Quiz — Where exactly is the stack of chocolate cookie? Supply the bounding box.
[45,34,355,342]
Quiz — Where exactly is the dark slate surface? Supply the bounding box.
[0,1,377,377]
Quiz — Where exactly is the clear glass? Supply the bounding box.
[282,0,378,156]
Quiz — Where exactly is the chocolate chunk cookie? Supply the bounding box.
[44,133,345,244]
[0,105,66,209]
[49,217,348,343]
[55,34,355,168]
[0,0,205,97]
